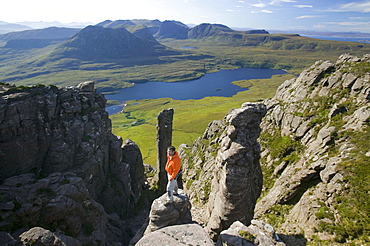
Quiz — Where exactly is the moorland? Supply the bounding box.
[1,20,370,164]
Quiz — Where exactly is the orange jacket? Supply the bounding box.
[165,151,181,180]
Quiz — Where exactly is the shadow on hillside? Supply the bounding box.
[4,38,67,50]
[278,233,308,246]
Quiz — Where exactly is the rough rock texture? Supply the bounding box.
[0,231,16,246]
[217,220,285,246]
[136,224,214,246]
[255,54,370,244]
[121,139,145,204]
[0,172,127,245]
[0,81,146,245]
[0,81,145,218]
[144,189,192,235]
[180,102,266,239]
[156,108,174,193]
[20,227,81,246]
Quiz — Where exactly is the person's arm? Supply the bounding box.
[172,157,181,180]
[168,162,177,180]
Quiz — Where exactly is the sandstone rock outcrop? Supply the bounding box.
[180,102,266,239]
[255,54,370,244]
[0,81,145,245]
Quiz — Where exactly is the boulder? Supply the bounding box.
[19,227,82,246]
[217,220,285,246]
[144,189,192,235]
[136,224,213,246]
[130,189,192,245]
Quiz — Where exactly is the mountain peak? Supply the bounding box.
[154,20,189,39]
[51,25,166,61]
[188,23,233,39]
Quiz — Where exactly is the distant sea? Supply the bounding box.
[302,35,370,44]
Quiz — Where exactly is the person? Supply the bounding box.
[165,146,181,204]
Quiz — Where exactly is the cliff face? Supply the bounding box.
[0,81,145,245]
[256,54,370,244]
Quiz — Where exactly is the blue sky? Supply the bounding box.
[1,0,370,33]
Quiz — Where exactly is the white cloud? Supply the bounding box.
[318,21,370,31]
[328,1,370,13]
[252,9,273,13]
[238,0,245,3]
[294,5,313,8]
[313,24,326,29]
[295,15,321,19]
[349,17,364,20]
[335,21,370,26]
[269,0,296,6]
[341,1,370,12]
[227,9,235,12]
[250,3,267,8]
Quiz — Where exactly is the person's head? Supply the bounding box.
[167,146,176,156]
